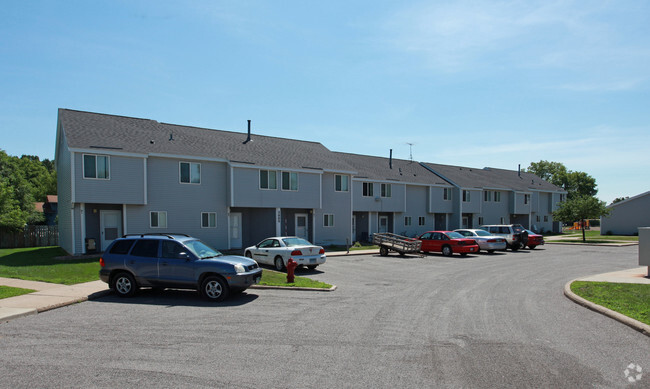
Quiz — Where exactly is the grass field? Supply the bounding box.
[0,285,36,299]
[571,281,650,325]
[552,230,638,242]
[0,247,100,285]
[259,269,333,289]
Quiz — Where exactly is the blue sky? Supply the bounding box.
[2,0,649,204]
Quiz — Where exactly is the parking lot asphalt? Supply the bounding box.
[1,244,649,388]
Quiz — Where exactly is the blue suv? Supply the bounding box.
[99,234,262,301]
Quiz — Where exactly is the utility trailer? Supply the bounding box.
[373,233,423,257]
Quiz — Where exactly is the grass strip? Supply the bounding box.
[0,285,36,299]
[259,269,332,289]
[571,281,650,325]
[0,247,100,285]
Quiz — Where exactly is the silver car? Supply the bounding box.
[454,229,507,253]
[245,236,326,271]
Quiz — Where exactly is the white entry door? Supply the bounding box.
[379,216,389,233]
[229,213,242,249]
[100,210,122,251]
[295,214,308,240]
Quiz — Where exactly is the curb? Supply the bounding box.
[563,280,650,337]
[0,308,38,323]
[250,284,337,292]
[547,242,638,247]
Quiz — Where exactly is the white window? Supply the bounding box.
[524,194,531,204]
[83,154,110,179]
[443,188,451,201]
[150,211,167,228]
[260,170,277,190]
[418,216,426,226]
[201,212,216,228]
[478,217,484,225]
[282,171,298,191]
[536,215,540,222]
[335,175,349,192]
[381,183,392,198]
[363,182,374,197]
[499,217,505,224]
[484,191,491,202]
[404,216,412,226]
[323,214,334,227]
[462,190,471,202]
[180,162,201,184]
[544,215,549,222]
[494,191,501,202]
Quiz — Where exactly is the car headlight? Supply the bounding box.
[234,264,246,273]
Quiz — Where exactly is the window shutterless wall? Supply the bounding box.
[73,152,146,205]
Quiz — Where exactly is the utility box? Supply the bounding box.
[639,227,650,276]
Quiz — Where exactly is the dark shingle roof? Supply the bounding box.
[58,109,355,172]
[421,162,564,192]
[335,152,452,186]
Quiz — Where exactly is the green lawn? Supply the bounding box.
[0,285,36,299]
[571,281,650,325]
[259,269,333,289]
[561,230,638,241]
[0,247,100,285]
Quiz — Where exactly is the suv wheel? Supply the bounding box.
[510,243,520,251]
[201,276,229,302]
[113,272,137,297]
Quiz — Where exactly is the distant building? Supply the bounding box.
[601,191,650,235]
[33,195,58,225]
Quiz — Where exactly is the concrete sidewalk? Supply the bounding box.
[0,249,379,323]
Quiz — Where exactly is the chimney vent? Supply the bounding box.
[518,164,521,177]
[243,120,252,144]
[389,149,393,169]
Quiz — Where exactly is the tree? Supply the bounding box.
[612,196,629,204]
[552,195,610,242]
[526,160,597,199]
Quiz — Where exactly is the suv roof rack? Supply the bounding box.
[122,233,191,239]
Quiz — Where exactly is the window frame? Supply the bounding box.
[478,216,484,225]
[201,212,217,228]
[362,182,374,197]
[462,190,471,202]
[443,188,451,201]
[418,216,426,226]
[259,169,278,190]
[404,216,412,226]
[335,174,349,192]
[83,154,110,180]
[524,194,531,205]
[150,211,168,228]
[281,171,298,191]
[494,191,501,202]
[179,162,201,184]
[323,214,334,227]
[484,191,491,202]
[380,183,392,198]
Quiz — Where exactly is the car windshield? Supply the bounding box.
[184,240,222,259]
[282,237,313,247]
[446,231,464,239]
[474,230,492,237]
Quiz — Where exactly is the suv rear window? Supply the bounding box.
[512,226,525,233]
[109,239,136,255]
[130,240,159,257]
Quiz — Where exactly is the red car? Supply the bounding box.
[525,230,544,249]
[418,231,480,256]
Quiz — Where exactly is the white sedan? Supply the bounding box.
[454,229,507,253]
[244,237,326,271]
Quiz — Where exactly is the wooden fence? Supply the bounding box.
[0,225,59,249]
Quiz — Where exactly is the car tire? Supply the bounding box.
[274,256,286,271]
[528,245,537,250]
[307,265,318,270]
[442,245,452,256]
[379,246,389,256]
[201,276,229,302]
[245,251,252,258]
[460,253,468,257]
[112,272,137,298]
[510,243,520,251]
[487,250,495,254]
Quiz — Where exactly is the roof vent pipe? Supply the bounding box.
[243,120,252,144]
[389,149,393,169]
[518,164,521,177]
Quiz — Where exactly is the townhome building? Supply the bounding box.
[55,109,565,255]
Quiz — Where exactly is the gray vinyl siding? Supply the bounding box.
[56,129,74,254]
[125,157,230,249]
[460,188,481,214]
[231,167,321,209]
[316,173,352,245]
[510,192,532,214]
[601,194,650,235]
[352,181,406,212]
[428,186,453,213]
[74,153,145,205]
[399,185,430,236]
[480,190,510,225]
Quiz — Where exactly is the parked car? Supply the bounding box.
[524,229,544,249]
[99,233,262,301]
[453,229,507,253]
[417,231,480,257]
[479,224,529,251]
[245,236,326,271]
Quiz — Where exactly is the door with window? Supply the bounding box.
[379,216,389,233]
[295,214,308,240]
[229,213,242,249]
[100,210,122,251]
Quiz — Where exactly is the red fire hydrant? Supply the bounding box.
[286,258,298,283]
